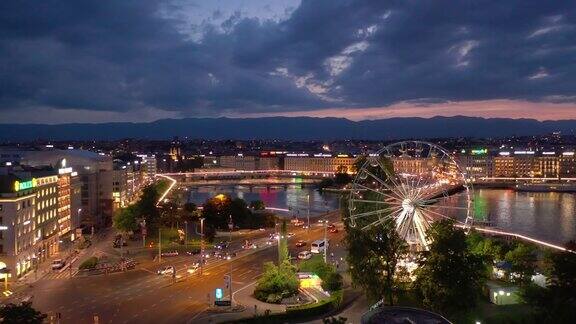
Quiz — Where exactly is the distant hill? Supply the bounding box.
[1,116,575,141]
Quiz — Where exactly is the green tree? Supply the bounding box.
[0,302,47,323]
[505,243,536,284]
[135,184,162,232]
[278,220,289,264]
[249,200,266,211]
[520,250,576,323]
[113,205,139,233]
[346,221,407,305]
[412,220,487,316]
[158,201,180,228]
[254,261,299,304]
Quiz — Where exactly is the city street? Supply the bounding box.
[8,211,345,323]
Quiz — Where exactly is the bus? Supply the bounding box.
[310,239,329,254]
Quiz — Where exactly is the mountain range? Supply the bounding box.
[1,116,575,141]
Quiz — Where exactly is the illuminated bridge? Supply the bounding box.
[158,170,334,186]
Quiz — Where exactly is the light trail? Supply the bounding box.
[156,174,177,206]
[455,224,576,254]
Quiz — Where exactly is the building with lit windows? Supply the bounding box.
[29,170,60,262]
[0,174,37,278]
[283,154,356,173]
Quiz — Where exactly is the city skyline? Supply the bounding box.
[1,1,575,124]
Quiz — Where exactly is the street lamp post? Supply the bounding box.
[306,194,310,233]
[324,218,328,263]
[228,215,233,306]
[184,221,188,247]
[158,228,162,263]
[200,218,204,276]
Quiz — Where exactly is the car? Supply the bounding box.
[287,232,295,238]
[327,224,336,229]
[298,251,313,260]
[242,242,257,249]
[216,241,229,250]
[295,240,307,247]
[157,266,175,276]
[266,238,276,245]
[329,228,339,233]
[187,263,200,274]
[51,259,65,270]
[258,228,266,231]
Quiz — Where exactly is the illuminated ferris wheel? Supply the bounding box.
[347,141,473,250]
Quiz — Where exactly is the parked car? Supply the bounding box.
[295,240,307,247]
[157,266,175,276]
[51,259,65,270]
[298,251,313,260]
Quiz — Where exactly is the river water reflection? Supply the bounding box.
[188,185,576,245]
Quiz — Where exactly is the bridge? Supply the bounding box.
[156,174,575,254]
[158,170,333,187]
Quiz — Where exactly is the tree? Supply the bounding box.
[412,220,487,316]
[520,250,576,323]
[249,200,266,211]
[135,184,162,232]
[0,302,47,323]
[345,220,407,305]
[254,261,299,304]
[113,205,139,233]
[505,243,536,285]
[158,201,180,228]
[278,220,289,263]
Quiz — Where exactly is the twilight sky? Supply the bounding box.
[1,0,575,124]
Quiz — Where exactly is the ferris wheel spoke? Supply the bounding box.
[361,170,405,198]
[374,158,408,197]
[350,206,401,220]
[427,204,469,210]
[354,184,403,203]
[420,208,466,225]
[350,198,396,205]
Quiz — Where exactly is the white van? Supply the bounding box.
[310,239,328,254]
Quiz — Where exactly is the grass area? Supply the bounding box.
[147,227,212,251]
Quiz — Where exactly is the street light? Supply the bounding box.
[200,218,204,276]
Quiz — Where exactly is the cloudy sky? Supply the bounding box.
[1,0,575,124]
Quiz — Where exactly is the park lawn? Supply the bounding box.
[149,227,211,251]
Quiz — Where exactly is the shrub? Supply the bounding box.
[254,261,299,303]
[79,257,98,270]
[321,272,343,292]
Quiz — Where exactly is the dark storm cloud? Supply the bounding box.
[0,0,575,119]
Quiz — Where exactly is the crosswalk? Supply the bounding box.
[42,269,78,280]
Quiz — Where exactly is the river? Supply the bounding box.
[188,185,576,245]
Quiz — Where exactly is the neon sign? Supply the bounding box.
[471,149,488,155]
[14,178,37,191]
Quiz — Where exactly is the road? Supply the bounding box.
[12,211,346,323]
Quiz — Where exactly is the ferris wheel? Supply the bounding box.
[347,141,473,250]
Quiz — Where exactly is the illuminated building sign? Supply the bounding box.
[58,167,73,174]
[471,149,488,155]
[14,178,37,192]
